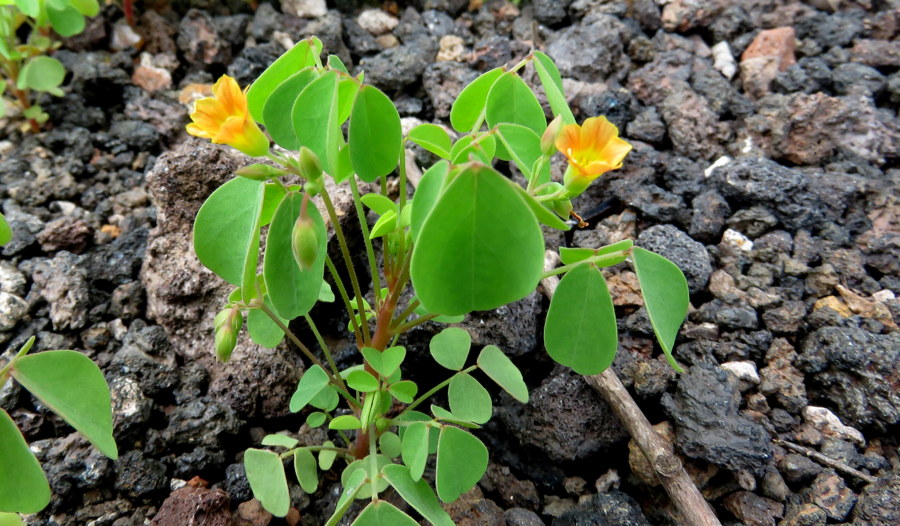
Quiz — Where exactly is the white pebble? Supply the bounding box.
[722,229,753,251]
[803,406,865,445]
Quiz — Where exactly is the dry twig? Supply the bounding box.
[540,250,722,526]
[774,439,877,484]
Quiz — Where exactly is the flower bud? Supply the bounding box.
[291,215,319,271]
[299,146,323,181]
[540,115,563,156]
[235,163,286,181]
[214,307,242,362]
[304,179,322,196]
[215,325,237,362]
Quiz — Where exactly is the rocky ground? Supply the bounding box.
[1,0,899,525]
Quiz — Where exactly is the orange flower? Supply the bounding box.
[186,75,269,157]
[555,116,632,196]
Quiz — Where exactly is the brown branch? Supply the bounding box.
[773,439,877,485]
[540,250,721,526]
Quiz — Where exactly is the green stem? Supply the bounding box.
[326,255,362,342]
[321,187,372,345]
[539,250,632,279]
[258,302,331,374]
[304,314,339,376]
[390,299,420,328]
[391,314,438,334]
[401,365,478,415]
[350,176,382,309]
[368,422,378,501]
[398,139,408,211]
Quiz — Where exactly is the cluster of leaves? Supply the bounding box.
[0,337,118,525]
[0,0,100,129]
[191,35,689,525]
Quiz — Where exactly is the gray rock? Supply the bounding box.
[109,376,153,442]
[552,491,651,526]
[690,190,731,243]
[207,347,304,420]
[33,433,114,502]
[762,301,806,334]
[0,291,28,332]
[303,10,352,68]
[798,326,900,431]
[497,369,627,463]
[109,339,179,399]
[423,61,479,119]
[662,365,773,476]
[546,15,630,83]
[1,205,44,256]
[832,63,885,97]
[37,217,93,254]
[0,261,26,296]
[778,453,823,484]
[810,471,856,521]
[173,446,227,480]
[162,398,242,449]
[32,252,93,331]
[115,450,168,498]
[505,507,545,526]
[109,120,161,152]
[359,42,436,91]
[227,43,283,86]
[223,462,252,501]
[723,491,784,526]
[716,307,759,330]
[177,9,231,67]
[626,106,666,144]
[533,0,570,26]
[636,225,713,293]
[854,473,900,525]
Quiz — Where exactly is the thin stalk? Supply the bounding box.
[398,139,408,210]
[349,176,382,308]
[321,187,372,344]
[390,299,420,328]
[400,366,478,415]
[368,422,378,500]
[304,314,341,380]
[326,255,362,342]
[279,445,352,460]
[391,314,438,334]
[258,303,329,374]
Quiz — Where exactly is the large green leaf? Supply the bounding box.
[289,365,330,412]
[247,299,286,348]
[11,351,117,459]
[477,345,528,403]
[436,426,488,503]
[485,72,546,137]
[263,68,319,149]
[352,501,418,526]
[47,3,84,37]
[450,67,504,133]
[0,512,25,526]
[409,161,449,242]
[495,123,542,180]
[532,51,575,124]
[194,177,264,285]
[543,263,618,375]
[0,409,49,513]
[400,421,429,481]
[429,327,470,371]
[632,247,688,372]
[0,213,12,246]
[410,163,544,315]
[293,448,319,494]
[382,464,454,526]
[247,37,322,122]
[244,448,290,517]
[292,71,342,178]
[408,123,452,159]
[349,85,402,182]
[17,56,65,96]
[263,193,327,319]
[448,373,492,424]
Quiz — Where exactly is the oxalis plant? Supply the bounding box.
[187,36,689,525]
[0,0,101,131]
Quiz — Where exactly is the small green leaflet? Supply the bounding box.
[632,247,689,372]
[244,448,290,517]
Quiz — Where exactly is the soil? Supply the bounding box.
[1,0,899,525]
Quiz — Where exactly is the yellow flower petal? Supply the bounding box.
[185,75,268,157]
[555,114,632,196]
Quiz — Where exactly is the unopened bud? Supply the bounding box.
[235,163,285,181]
[215,325,237,362]
[299,146,323,181]
[291,215,319,271]
[214,307,242,362]
[540,115,563,156]
[304,179,322,196]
